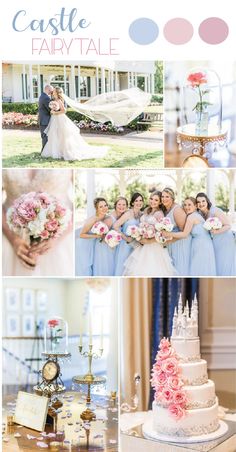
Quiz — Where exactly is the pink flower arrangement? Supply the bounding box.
[203,217,222,231]
[126,224,142,241]
[151,338,188,420]
[91,221,109,236]
[104,230,122,248]
[155,218,174,244]
[139,222,156,239]
[2,112,38,127]
[49,100,60,112]
[6,191,71,244]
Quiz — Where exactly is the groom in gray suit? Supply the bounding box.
[38,84,54,152]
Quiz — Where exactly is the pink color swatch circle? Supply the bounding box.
[164,18,194,44]
[199,17,229,44]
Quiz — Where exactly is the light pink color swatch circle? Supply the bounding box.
[163,18,194,44]
[199,17,229,44]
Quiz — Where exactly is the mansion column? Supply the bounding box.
[29,64,33,102]
[110,70,114,91]
[37,65,41,96]
[77,65,81,100]
[87,170,96,216]
[206,169,215,205]
[101,67,105,93]
[151,73,155,94]
[96,66,99,95]
[63,65,67,94]
[176,169,182,204]
[119,170,126,196]
[71,64,76,99]
[144,75,148,92]
[127,72,130,88]
[229,170,235,214]
[22,64,26,102]
[108,70,111,92]
[131,72,134,87]
[115,71,119,90]
[135,73,138,87]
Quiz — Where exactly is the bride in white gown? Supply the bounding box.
[2,169,73,276]
[123,191,177,277]
[42,86,151,161]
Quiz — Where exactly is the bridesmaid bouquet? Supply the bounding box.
[49,100,60,111]
[203,217,222,231]
[105,230,122,248]
[139,222,156,239]
[91,221,109,236]
[6,191,71,244]
[155,218,174,244]
[126,224,142,241]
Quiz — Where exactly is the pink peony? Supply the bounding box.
[161,358,179,376]
[40,230,50,240]
[167,376,182,391]
[168,403,186,420]
[45,220,59,232]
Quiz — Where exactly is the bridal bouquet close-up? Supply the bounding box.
[49,100,60,112]
[203,217,222,231]
[155,218,174,244]
[6,191,71,244]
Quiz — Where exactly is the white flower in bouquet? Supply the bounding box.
[105,230,122,248]
[126,224,142,241]
[203,217,222,231]
[49,100,60,111]
[155,231,168,244]
[91,221,109,235]
[155,217,174,232]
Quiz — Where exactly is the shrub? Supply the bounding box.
[2,102,38,114]
[2,112,38,127]
[151,94,163,104]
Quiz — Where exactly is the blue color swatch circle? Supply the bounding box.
[129,18,159,45]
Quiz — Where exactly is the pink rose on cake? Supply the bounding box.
[167,376,183,391]
[159,338,171,350]
[168,403,186,420]
[160,388,174,403]
[161,357,179,376]
[152,370,167,387]
[173,390,188,407]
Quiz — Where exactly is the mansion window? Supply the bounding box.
[50,74,70,96]
[75,76,91,98]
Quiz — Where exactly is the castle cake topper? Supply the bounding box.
[171,294,198,339]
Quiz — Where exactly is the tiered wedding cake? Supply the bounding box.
[150,294,222,440]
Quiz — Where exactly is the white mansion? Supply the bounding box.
[2,61,157,103]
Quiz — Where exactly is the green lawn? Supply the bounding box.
[2,132,163,168]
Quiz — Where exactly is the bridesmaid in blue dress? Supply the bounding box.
[163,197,216,276]
[78,197,113,276]
[196,192,236,276]
[109,196,129,270]
[114,192,144,276]
[161,188,191,275]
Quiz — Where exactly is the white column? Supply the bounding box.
[108,70,111,92]
[135,73,138,87]
[127,72,130,88]
[86,170,96,217]
[115,71,119,90]
[229,170,235,214]
[101,68,105,93]
[37,65,41,96]
[144,75,147,92]
[96,66,99,95]
[206,169,215,205]
[151,73,155,94]
[147,74,151,93]
[131,72,134,87]
[71,64,76,99]
[176,170,182,204]
[119,170,126,195]
[63,65,67,94]
[29,64,33,102]
[77,65,80,100]
[110,70,114,91]
[22,64,26,102]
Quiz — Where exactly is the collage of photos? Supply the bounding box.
[1,59,236,452]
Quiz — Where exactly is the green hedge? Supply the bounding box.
[2,102,39,114]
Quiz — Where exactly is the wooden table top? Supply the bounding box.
[2,392,118,451]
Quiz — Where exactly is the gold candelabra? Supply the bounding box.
[73,344,106,422]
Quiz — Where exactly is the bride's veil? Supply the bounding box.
[63,87,151,127]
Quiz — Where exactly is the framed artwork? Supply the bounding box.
[36,291,48,312]
[22,289,35,311]
[22,315,35,336]
[5,288,20,311]
[7,315,20,336]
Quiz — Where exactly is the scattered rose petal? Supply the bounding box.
[37,437,43,441]
[36,442,48,448]
[27,434,36,440]
[47,433,56,438]
[14,433,21,437]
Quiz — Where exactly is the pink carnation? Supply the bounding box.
[168,403,186,420]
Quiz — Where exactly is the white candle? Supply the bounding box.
[79,332,83,347]
[100,315,103,349]
[89,312,92,345]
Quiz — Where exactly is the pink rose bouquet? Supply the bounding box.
[139,222,156,239]
[151,337,188,420]
[49,100,60,112]
[91,221,109,236]
[155,218,174,244]
[6,191,71,244]
[104,230,122,248]
[126,224,142,241]
[203,217,222,231]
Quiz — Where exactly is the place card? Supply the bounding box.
[14,392,49,432]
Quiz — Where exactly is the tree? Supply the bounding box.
[215,184,229,211]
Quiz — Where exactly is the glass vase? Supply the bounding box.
[195,107,209,136]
